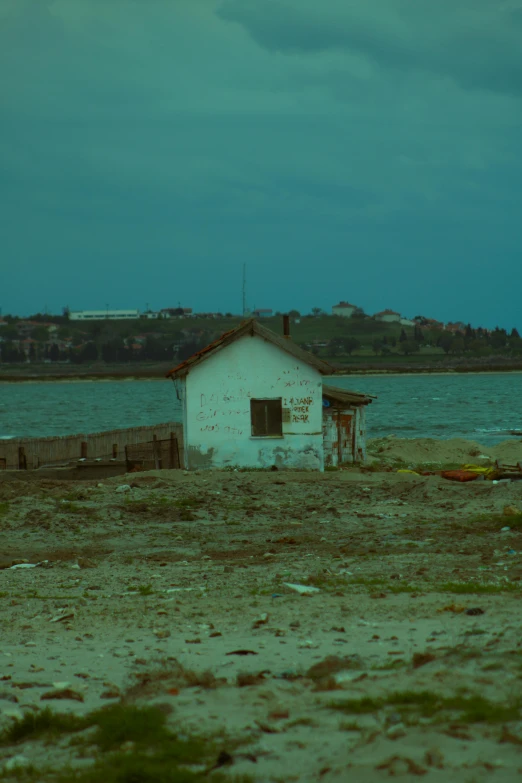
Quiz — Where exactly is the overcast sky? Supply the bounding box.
[2,0,521,328]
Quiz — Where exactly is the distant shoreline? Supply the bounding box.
[2,364,522,382]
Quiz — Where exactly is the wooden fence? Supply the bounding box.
[0,422,184,470]
[125,435,181,472]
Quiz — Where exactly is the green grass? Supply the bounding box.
[173,497,201,509]
[0,704,253,783]
[439,582,521,594]
[126,583,155,596]
[0,502,9,517]
[1,707,87,745]
[328,690,521,724]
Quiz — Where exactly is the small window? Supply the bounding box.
[250,398,283,437]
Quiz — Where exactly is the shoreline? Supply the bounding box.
[2,365,522,382]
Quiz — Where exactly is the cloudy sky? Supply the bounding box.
[2,0,521,327]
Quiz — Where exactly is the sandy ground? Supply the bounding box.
[1,438,522,781]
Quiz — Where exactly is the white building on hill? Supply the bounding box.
[69,309,140,321]
[332,301,358,317]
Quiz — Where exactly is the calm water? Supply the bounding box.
[1,374,521,443]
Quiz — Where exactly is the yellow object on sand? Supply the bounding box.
[397,469,420,475]
[461,464,497,479]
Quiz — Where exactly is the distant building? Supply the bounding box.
[159,308,193,318]
[399,317,415,327]
[332,301,358,318]
[253,309,273,318]
[423,318,444,330]
[445,321,467,333]
[69,309,140,321]
[374,310,401,323]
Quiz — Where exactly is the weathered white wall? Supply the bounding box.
[180,334,324,470]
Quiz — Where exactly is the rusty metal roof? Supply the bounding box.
[166,319,334,379]
[323,384,374,407]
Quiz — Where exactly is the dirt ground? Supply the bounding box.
[1,438,522,782]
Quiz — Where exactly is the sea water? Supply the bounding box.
[0,373,521,443]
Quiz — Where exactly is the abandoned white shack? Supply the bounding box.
[166,319,373,471]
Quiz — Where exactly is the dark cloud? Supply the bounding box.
[217,0,522,95]
[0,0,521,325]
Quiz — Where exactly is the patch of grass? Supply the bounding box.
[1,706,87,745]
[327,690,521,724]
[339,720,363,732]
[0,591,8,599]
[87,704,170,752]
[1,704,253,783]
[439,582,521,594]
[173,497,201,509]
[305,573,348,591]
[372,659,407,671]
[0,502,10,517]
[387,581,417,594]
[135,584,155,596]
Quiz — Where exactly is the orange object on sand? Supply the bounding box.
[440,470,479,482]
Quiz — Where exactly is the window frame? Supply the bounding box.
[250,397,284,438]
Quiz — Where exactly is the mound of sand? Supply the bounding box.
[367,435,522,466]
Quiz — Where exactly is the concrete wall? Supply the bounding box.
[179,334,324,470]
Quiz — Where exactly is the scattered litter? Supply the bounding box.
[465,608,485,616]
[252,613,269,629]
[271,593,283,599]
[226,650,258,656]
[501,527,511,533]
[437,604,466,614]
[116,484,132,493]
[298,640,319,649]
[50,612,75,623]
[507,549,517,555]
[283,583,320,595]
[441,470,480,483]
[9,563,40,570]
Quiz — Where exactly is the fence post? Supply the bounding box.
[80,442,88,460]
[112,443,118,459]
[152,434,161,470]
[18,447,27,470]
[169,432,175,469]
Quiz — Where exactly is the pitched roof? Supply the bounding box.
[166,319,333,379]
[323,384,374,407]
[374,309,401,317]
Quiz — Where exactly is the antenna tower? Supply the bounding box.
[242,264,247,316]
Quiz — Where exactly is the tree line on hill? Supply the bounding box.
[0,311,521,364]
